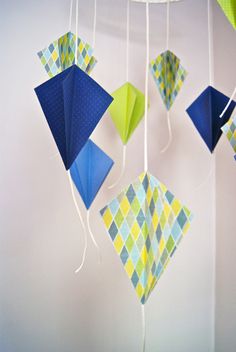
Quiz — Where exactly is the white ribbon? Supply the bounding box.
[144,0,149,172]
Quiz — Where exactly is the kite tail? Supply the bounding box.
[141,304,146,352]
[67,172,88,274]
[220,86,236,118]
[108,145,126,189]
[87,209,101,263]
[160,110,172,153]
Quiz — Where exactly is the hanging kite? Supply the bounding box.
[186,86,236,152]
[35,64,113,169]
[217,0,236,30]
[38,31,97,77]
[149,0,187,152]
[221,112,236,160]
[100,172,193,304]
[69,139,114,272]
[108,0,145,189]
[102,1,192,351]
[150,50,187,111]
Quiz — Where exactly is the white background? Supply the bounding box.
[0,0,235,351]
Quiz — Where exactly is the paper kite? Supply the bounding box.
[70,140,114,209]
[217,0,236,30]
[221,110,236,160]
[150,50,187,110]
[186,86,236,152]
[108,82,145,144]
[100,172,193,304]
[35,65,113,169]
[38,31,97,77]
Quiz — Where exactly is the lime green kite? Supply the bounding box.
[217,0,236,30]
[108,82,145,145]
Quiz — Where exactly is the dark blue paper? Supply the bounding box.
[35,65,113,169]
[186,86,236,152]
[70,140,114,209]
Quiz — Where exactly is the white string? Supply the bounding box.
[75,0,79,65]
[144,1,149,172]
[141,304,146,352]
[160,111,172,153]
[220,86,236,118]
[67,172,88,274]
[208,0,214,86]
[126,0,130,82]
[108,145,126,189]
[68,0,74,32]
[87,209,101,262]
[92,0,97,48]
[166,0,170,51]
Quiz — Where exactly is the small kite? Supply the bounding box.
[38,31,97,77]
[217,0,236,30]
[100,172,193,304]
[186,86,236,152]
[69,139,114,272]
[150,50,187,111]
[35,65,113,169]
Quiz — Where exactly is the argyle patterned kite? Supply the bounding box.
[150,50,187,110]
[100,172,193,304]
[217,0,236,30]
[221,112,236,160]
[108,82,145,144]
[38,31,97,77]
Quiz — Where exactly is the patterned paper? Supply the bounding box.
[100,172,193,304]
[38,31,97,78]
[221,113,236,159]
[150,50,187,110]
[217,0,236,30]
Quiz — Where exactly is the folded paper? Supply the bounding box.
[221,111,236,160]
[217,0,236,30]
[186,86,236,152]
[35,65,113,170]
[70,140,114,209]
[150,50,187,110]
[38,31,97,77]
[100,172,193,304]
[108,82,145,144]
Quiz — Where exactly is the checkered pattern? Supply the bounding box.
[100,172,193,304]
[217,0,236,30]
[221,113,236,159]
[38,32,97,78]
[150,50,187,110]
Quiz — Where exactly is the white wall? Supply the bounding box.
[0,1,234,351]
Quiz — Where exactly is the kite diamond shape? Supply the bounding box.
[217,0,236,30]
[70,139,114,209]
[100,172,193,304]
[108,82,145,144]
[150,50,187,110]
[221,111,236,160]
[35,65,113,170]
[37,31,97,77]
[186,86,236,152]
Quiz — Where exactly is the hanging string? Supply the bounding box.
[144,0,149,172]
[220,86,236,118]
[75,0,79,65]
[108,145,127,189]
[67,172,88,274]
[141,304,146,352]
[68,0,74,32]
[92,0,97,48]
[87,209,101,262]
[161,0,172,153]
[208,0,214,87]
[126,0,130,82]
